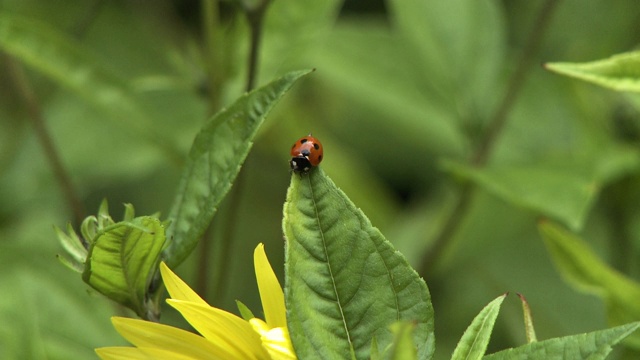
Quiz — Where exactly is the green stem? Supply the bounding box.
[210,172,247,305]
[418,0,561,275]
[195,224,213,298]
[5,56,86,226]
[70,0,105,38]
[206,1,271,302]
[193,0,222,299]
[472,0,560,167]
[202,0,222,110]
[244,1,270,92]
[194,0,271,301]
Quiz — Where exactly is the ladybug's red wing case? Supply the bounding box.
[289,135,323,174]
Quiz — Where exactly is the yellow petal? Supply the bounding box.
[96,347,152,360]
[96,347,201,360]
[249,317,271,334]
[254,243,287,328]
[110,316,239,359]
[249,319,296,360]
[261,327,296,360]
[159,262,208,306]
[167,299,270,360]
[138,347,203,360]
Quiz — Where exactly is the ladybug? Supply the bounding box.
[290,134,323,174]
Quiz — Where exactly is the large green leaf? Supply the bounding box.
[539,221,640,348]
[283,168,435,360]
[452,294,507,360]
[163,70,311,268]
[83,217,165,319]
[545,51,640,92]
[483,322,640,359]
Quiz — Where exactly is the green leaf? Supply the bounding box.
[55,253,84,273]
[443,141,640,232]
[83,216,165,319]
[0,13,181,161]
[388,322,418,360]
[452,294,507,360]
[545,51,640,92]
[283,168,435,360]
[55,223,87,264]
[163,69,311,268]
[483,322,640,359]
[235,300,255,322]
[539,221,640,348]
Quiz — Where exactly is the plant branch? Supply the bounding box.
[5,56,86,226]
[194,0,270,301]
[203,1,271,301]
[244,1,271,92]
[195,223,213,298]
[472,0,560,166]
[418,0,561,275]
[202,0,223,109]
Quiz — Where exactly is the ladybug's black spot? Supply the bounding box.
[318,155,323,161]
[313,143,320,150]
[300,139,308,144]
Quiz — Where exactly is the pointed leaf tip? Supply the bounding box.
[451,294,506,360]
[546,51,640,92]
[163,70,312,268]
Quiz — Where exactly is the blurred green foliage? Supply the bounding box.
[2,0,640,359]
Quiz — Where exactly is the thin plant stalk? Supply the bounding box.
[418,0,561,275]
[5,56,86,227]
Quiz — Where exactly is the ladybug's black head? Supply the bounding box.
[290,156,312,174]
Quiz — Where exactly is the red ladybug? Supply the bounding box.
[290,134,323,174]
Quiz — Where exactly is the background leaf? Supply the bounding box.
[483,322,640,359]
[443,140,640,231]
[539,220,640,348]
[283,168,435,360]
[163,69,311,268]
[0,13,182,161]
[545,51,640,92]
[0,265,124,359]
[443,162,596,231]
[451,294,507,360]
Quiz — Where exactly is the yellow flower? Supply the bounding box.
[96,243,295,360]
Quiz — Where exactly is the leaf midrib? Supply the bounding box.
[307,175,354,353]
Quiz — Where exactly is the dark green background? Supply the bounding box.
[1,0,640,359]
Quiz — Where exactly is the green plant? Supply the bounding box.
[3,0,640,359]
